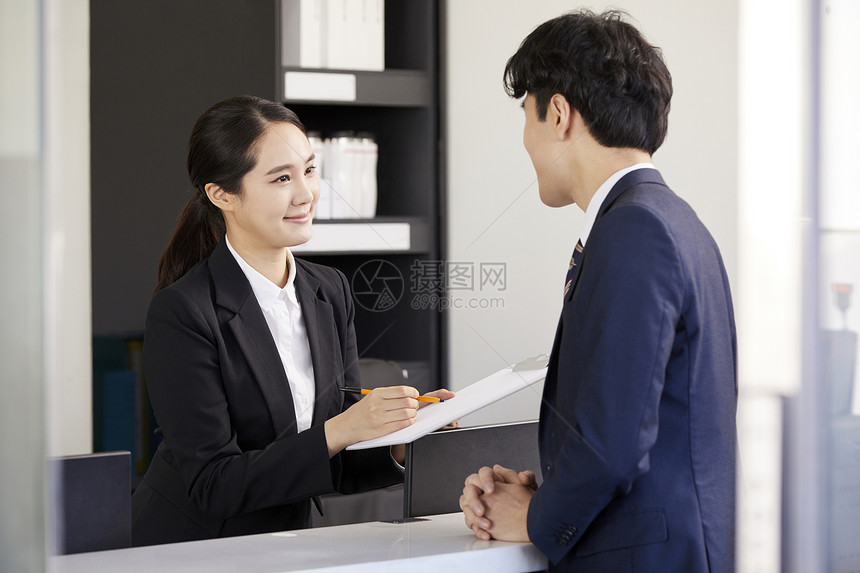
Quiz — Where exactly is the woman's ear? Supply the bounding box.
[204,183,236,212]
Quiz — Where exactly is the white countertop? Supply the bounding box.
[49,513,548,573]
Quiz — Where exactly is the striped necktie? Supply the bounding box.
[563,240,584,299]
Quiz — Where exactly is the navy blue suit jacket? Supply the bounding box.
[131,239,401,546]
[527,169,737,572]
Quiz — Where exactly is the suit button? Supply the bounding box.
[556,524,577,545]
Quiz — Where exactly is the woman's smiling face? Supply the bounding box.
[227,121,320,251]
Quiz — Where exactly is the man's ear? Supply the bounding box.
[204,183,236,212]
[548,93,575,141]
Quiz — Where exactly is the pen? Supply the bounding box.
[339,387,444,403]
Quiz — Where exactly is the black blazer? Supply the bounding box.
[527,170,737,572]
[131,239,402,546]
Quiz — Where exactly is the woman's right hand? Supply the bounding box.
[323,385,419,456]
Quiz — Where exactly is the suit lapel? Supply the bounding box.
[208,239,298,436]
[294,261,341,427]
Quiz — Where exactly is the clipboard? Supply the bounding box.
[346,354,549,450]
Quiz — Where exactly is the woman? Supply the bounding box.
[131,95,452,546]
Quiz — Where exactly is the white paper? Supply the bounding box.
[346,360,548,450]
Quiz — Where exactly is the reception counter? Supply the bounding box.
[49,512,548,573]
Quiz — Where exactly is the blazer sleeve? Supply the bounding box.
[526,205,685,564]
[329,267,405,494]
[144,285,336,522]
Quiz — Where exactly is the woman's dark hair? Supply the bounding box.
[504,9,673,155]
[156,95,306,292]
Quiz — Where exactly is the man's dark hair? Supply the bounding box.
[504,10,673,154]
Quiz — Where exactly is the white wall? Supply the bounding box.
[445,1,739,425]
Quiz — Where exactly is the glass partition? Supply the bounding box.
[0,0,46,570]
[818,1,860,570]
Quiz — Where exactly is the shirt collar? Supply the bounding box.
[225,235,298,307]
[578,163,655,246]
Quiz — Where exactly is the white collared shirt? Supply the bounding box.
[225,237,316,433]
[578,163,656,246]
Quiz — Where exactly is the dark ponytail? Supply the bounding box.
[156,95,305,292]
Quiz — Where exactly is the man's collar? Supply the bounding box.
[578,163,655,246]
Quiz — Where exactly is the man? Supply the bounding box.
[460,10,737,572]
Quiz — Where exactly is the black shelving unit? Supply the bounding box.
[90,0,444,459]
[279,0,443,393]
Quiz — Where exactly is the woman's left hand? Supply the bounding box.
[420,388,456,407]
[425,388,459,430]
[390,388,457,465]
